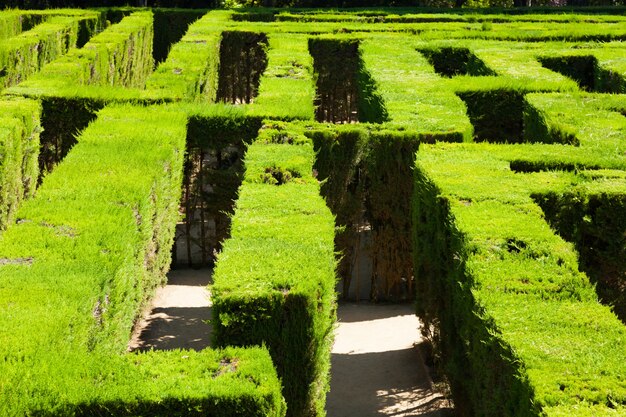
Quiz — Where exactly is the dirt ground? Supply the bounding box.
[130,269,454,416]
[129,268,213,352]
[327,302,455,417]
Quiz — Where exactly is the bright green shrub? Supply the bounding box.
[212,124,336,417]
[146,11,222,102]
[6,12,155,174]
[0,104,285,417]
[362,36,472,140]
[9,11,154,93]
[250,33,315,120]
[0,98,41,229]
[0,11,21,41]
[0,118,25,230]
[0,13,101,88]
[524,92,626,150]
[413,142,626,417]
[534,180,626,321]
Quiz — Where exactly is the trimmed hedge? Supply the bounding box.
[8,10,154,94]
[362,36,472,140]
[0,104,286,416]
[249,32,315,120]
[146,11,224,102]
[524,92,626,150]
[413,142,626,417]
[0,16,84,88]
[310,124,419,300]
[6,11,155,174]
[0,98,41,229]
[0,11,21,41]
[212,123,336,417]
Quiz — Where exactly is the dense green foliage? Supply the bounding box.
[212,123,336,417]
[414,143,626,417]
[0,104,286,416]
[0,7,625,417]
[0,98,41,229]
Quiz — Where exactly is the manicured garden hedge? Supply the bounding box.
[146,11,224,101]
[413,142,626,417]
[0,104,285,416]
[0,7,625,417]
[0,12,102,88]
[0,98,41,230]
[6,11,155,173]
[212,122,336,417]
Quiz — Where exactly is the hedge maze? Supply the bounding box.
[1,6,626,417]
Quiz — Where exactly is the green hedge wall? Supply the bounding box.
[0,104,286,416]
[9,10,154,94]
[146,11,224,102]
[0,13,101,88]
[413,142,626,417]
[0,98,41,230]
[212,123,336,417]
[6,11,155,174]
[0,11,22,41]
[310,124,419,300]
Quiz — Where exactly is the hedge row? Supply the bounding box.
[248,32,315,119]
[0,98,41,230]
[0,104,285,416]
[0,11,22,41]
[0,16,86,88]
[241,8,626,23]
[307,123,418,300]
[524,92,626,150]
[361,35,471,140]
[6,11,155,174]
[414,142,626,417]
[9,10,154,96]
[212,122,336,417]
[146,10,224,101]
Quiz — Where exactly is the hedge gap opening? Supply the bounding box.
[171,116,263,268]
[418,47,496,78]
[539,54,626,93]
[309,38,388,124]
[216,31,269,104]
[153,10,205,65]
[458,90,525,143]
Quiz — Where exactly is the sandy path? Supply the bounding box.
[129,268,213,352]
[130,271,453,416]
[327,303,454,417]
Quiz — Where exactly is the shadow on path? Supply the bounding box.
[327,302,454,417]
[130,268,213,352]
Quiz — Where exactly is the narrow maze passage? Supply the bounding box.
[131,273,454,416]
[130,268,213,352]
[327,303,454,417]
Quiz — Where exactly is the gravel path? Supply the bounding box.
[130,270,454,416]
